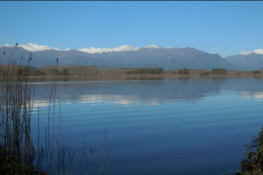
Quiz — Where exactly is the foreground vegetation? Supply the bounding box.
[0,44,110,174]
[0,146,48,175]
[236,127,263,175]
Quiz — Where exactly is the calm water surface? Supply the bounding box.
[31,78,263,175]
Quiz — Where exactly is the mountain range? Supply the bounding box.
[1,43,263,70]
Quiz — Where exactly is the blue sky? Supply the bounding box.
[0,1,262,56]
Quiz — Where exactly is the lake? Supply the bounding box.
[30,77,263,175]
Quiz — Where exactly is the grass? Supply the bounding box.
[0,43,110,175]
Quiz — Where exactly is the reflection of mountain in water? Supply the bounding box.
[222,78,263,101]
[31,78,263,106]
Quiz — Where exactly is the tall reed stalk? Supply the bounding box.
[0,43,110,175]
[0,43,37,175]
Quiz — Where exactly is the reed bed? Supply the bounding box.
[0,43,110,175]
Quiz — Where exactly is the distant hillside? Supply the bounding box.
[225,53,263,70]
[0,44,262,70]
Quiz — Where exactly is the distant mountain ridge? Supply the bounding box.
[225,53,263,70]
[0,43,263,70]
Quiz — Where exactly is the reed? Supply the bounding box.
[0,43,36,173]
[0,43,110,175]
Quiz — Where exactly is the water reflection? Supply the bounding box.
[28,77,263,175]
[31,78,263,106]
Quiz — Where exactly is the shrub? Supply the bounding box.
[178,68,190,74]
[253,70,261,74]
[211,68,227,74]
[126,67,164,74]
[237,127,263,175]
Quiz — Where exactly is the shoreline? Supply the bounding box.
[3,73,262,82]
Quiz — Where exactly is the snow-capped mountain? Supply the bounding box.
[240,49,263,56]
[0,43,262,70]
[225,49,263,70]
[0,43,160,53]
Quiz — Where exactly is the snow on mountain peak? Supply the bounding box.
[2,44,13,47]
[0,43,60,52]
[19,43,60,52]
[240,49,263,55]
[0,43,162,54]
[253,49,263,55]
[77,44,160,54]
[144,44,160,49]
[78,45,140,54]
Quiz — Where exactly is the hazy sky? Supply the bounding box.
[0,1,263,56]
